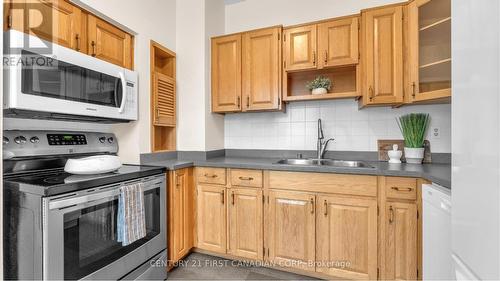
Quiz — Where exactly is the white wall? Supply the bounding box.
[176,0,225,151]
[223,0,452,153]
[225,101,451,152]
[225,0,402,33]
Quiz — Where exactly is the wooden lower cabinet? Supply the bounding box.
[383,201,418,280]
[267,190,316,272]
[228,188,263,260]
[196,184,227,253]
[316,195,378,280]
[167,168,194,267]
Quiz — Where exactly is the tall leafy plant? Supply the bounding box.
[397,113,430,148]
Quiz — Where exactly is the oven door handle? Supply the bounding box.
[48,179,161,210]
[118,72,127,113]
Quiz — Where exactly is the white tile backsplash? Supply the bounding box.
[224,100,452,152]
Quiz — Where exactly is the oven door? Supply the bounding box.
[42,175,166,280]
[4,30,138,121]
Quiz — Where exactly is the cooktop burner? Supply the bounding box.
[3,165,166,196]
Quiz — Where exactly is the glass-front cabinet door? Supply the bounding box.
[406,0,451,103]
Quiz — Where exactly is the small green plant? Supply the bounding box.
[397,113,430,148]
[305,76,332,91]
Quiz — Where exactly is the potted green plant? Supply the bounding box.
[306,76,332,95]
[397,113,430,164]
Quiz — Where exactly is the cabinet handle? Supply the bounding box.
[324,200,328,216]
[91,41,96,57]
[238,176,253,181]
[391,186,413,192]
[369,86,374,101]
[389,206,394,223]
[412,82,416,98]
[312,51,316,65]
[75,34,80,51]
[324,50,328,64]
[237,96,240,108]
[204,174,218,178]
[310,198,315,214]
[246,96,250,108]
[231,192,235,205]
[221,190,225,204]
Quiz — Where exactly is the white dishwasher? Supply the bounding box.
[423,183,453,280]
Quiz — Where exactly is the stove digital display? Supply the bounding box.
[47,134,87,145]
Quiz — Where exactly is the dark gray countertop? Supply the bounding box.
[145,156,451,189]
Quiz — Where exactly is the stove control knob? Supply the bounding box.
[99,137,106,143]
[3,137,9,145]
[14,136,27,144]
[30,136,40,143]
[107,137,114,143]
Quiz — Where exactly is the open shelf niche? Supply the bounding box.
[418,0,451,96]
[283,65,360,102]
[150,41,176,152]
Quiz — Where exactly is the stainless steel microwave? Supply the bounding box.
[3,30,138,123]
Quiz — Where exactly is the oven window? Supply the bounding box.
[63,188,160,280]
[21,50,122,108]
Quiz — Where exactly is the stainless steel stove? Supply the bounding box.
[3,130,167,280]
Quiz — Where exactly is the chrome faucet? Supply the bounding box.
[317,119,334,159]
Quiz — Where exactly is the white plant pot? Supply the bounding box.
[404,147,425,164]
[311,88,327,95]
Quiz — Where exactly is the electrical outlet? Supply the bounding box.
[431,127,441,139]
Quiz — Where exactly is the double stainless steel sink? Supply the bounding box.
[275,158,374,168]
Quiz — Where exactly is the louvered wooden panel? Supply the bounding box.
[153,72,176,126]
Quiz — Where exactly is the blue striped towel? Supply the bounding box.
[117,182,146,246]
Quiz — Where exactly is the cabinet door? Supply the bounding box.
[283,25,317,71]
[242,27,281,111]
[168,168,194,265]
[318,17,359,68]
[406,0,451,103]
[196,185,227,253]
[24,0,82,50]
[362,6,404,105]
[384,202,418,280]
[228,188,263,260]
[316,196,378,280]
[267,190,315,271]
[87,14,133,69]
[153,72,176,126]
[211,34,242,113]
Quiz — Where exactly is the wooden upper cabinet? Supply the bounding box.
[196,185,227,254]
[318,17,359,68]
[283,25,317,71]
[362,5,404,105]
[153,72,176,126]
[24,0,82,50]
[242,27,281,111]
[168,168,194,266]
[87,14,133,69]
[267,190,316,272]
[228,188,263,260]
[316,195,378,280]
[383,202,418,280]
[406,0,451,103]
[211,34,242,113]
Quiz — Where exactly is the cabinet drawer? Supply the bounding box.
[196,167,226,185]
[385,177,417,200]
[230,169,263,188]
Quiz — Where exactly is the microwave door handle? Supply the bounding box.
[118,72,127,113]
